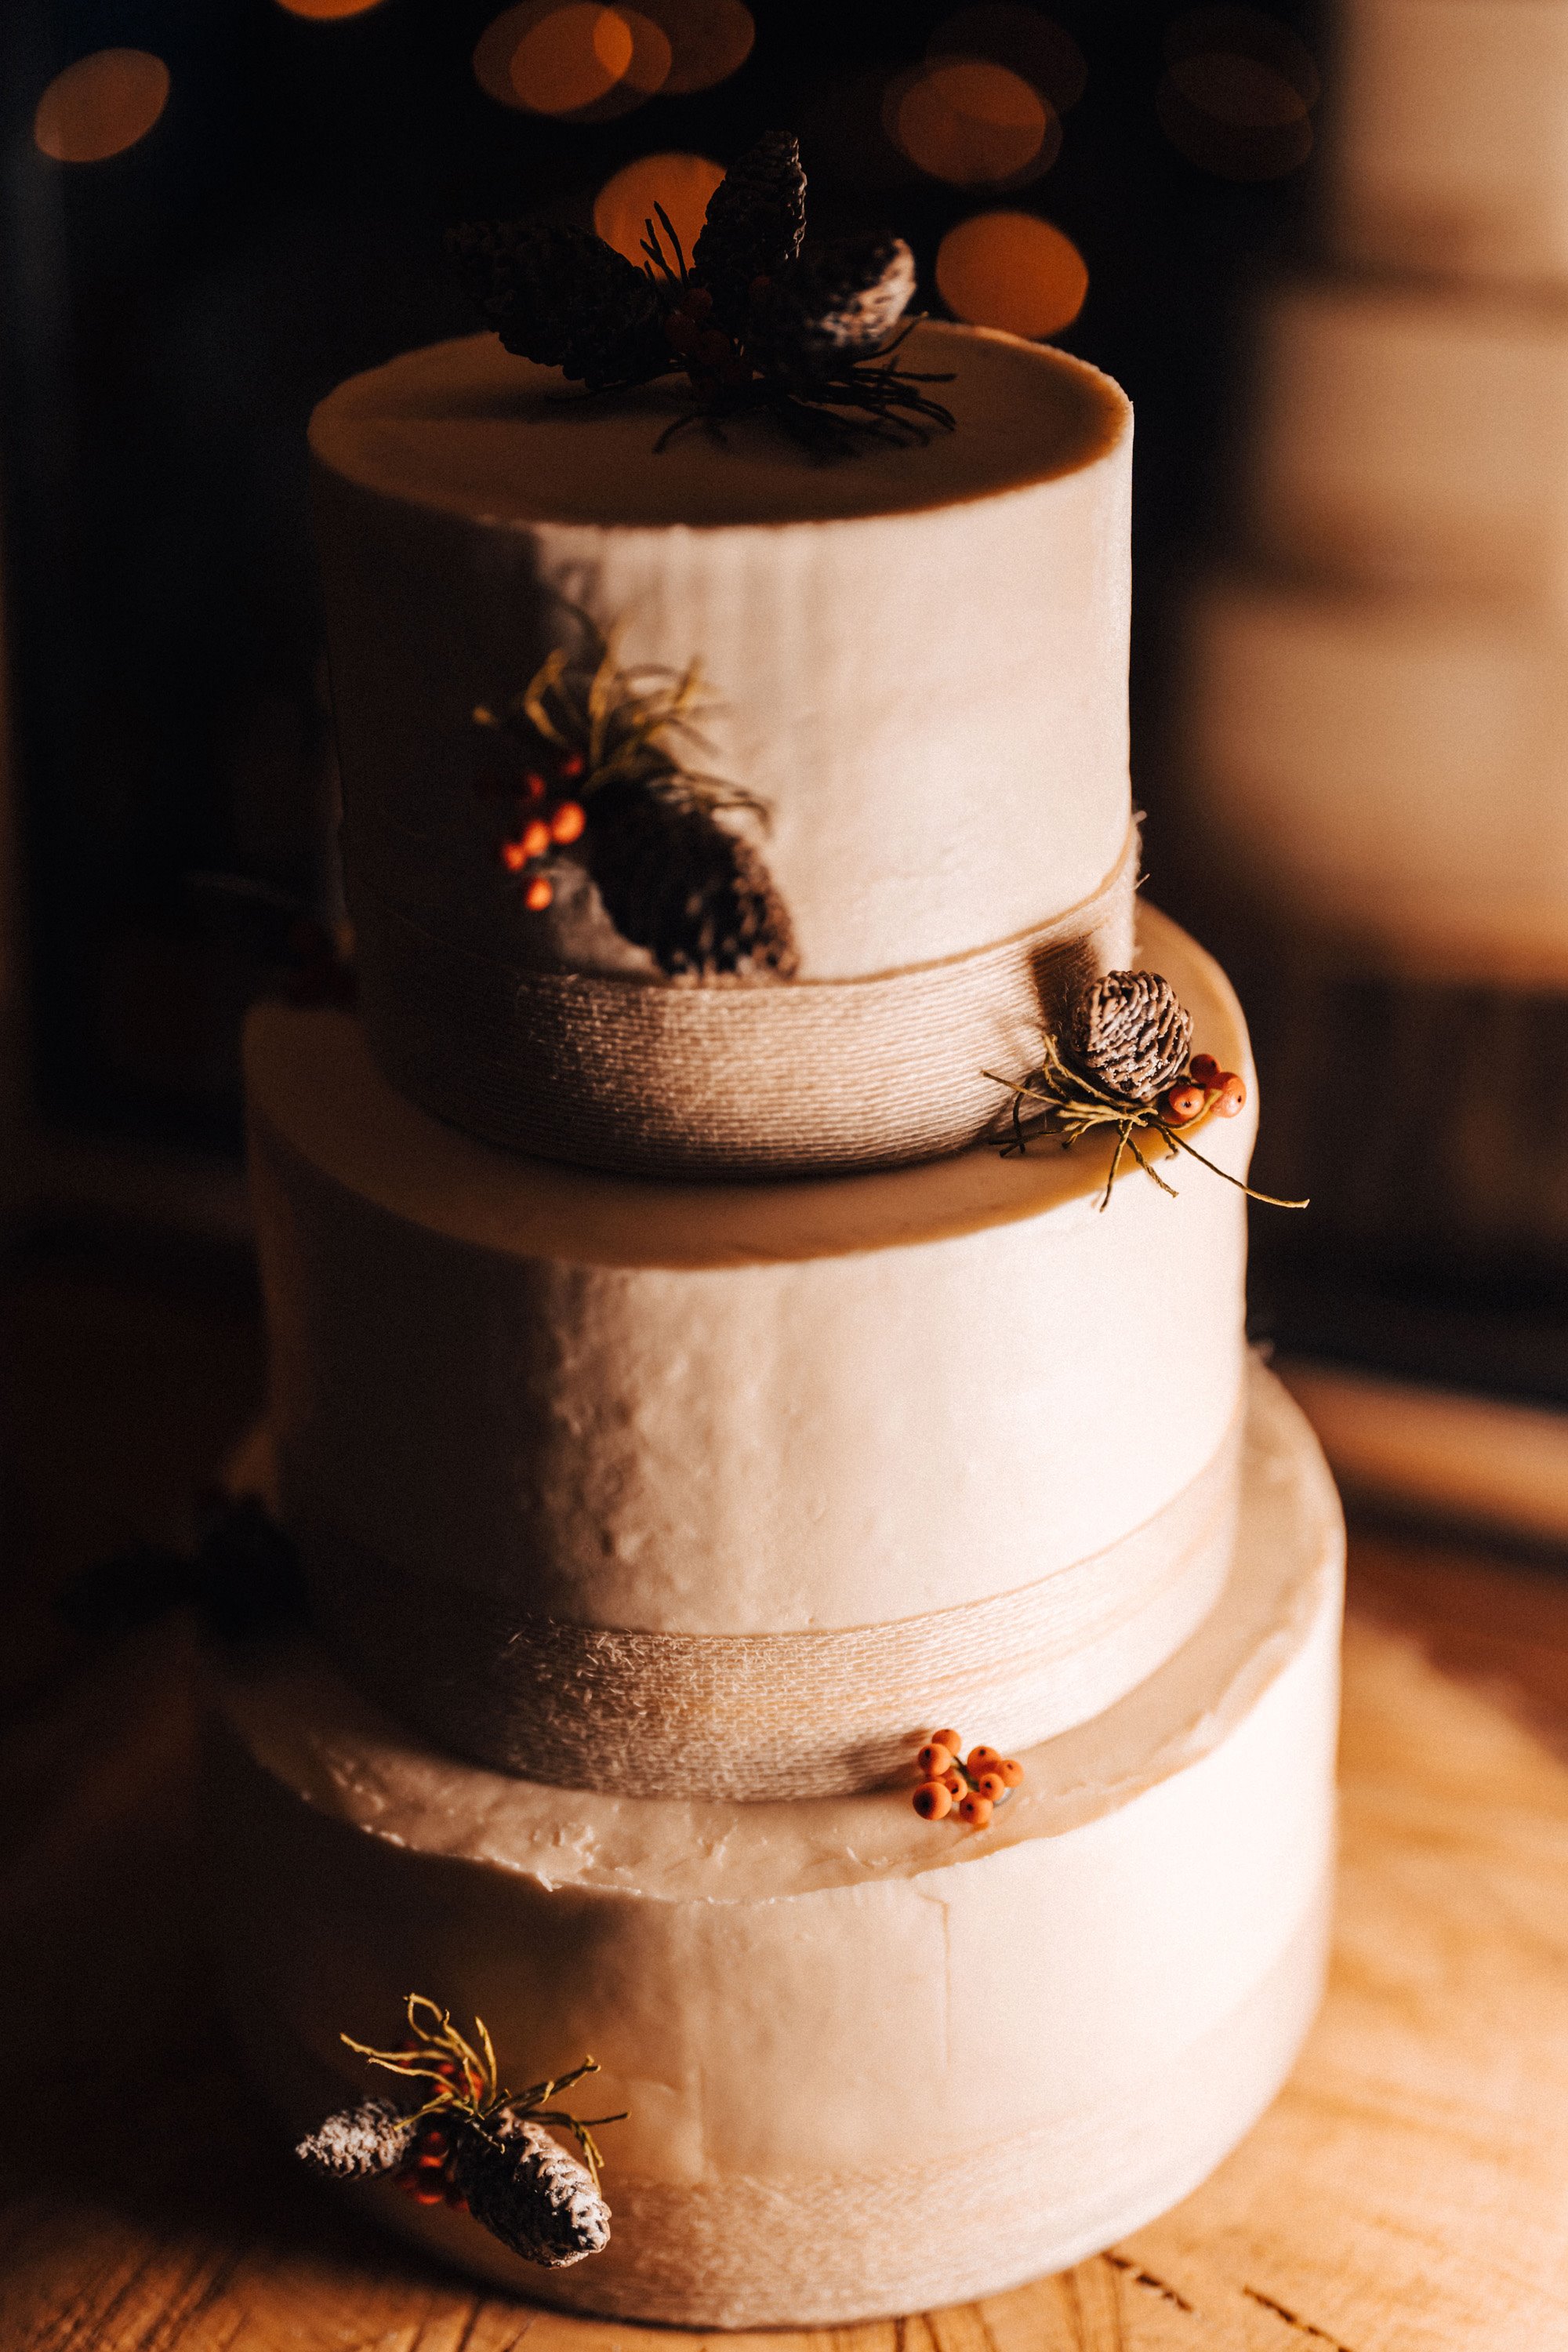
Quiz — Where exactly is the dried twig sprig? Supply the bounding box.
[475,608,797,978]
[911,1730,1025,1828]
[985,971,1308,1214]
[296,1995,626,2270]
[449,133,956,459]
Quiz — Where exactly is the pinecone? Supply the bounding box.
[750,234,916,381]
[583,777,799,978]
[452,2114,611,2269]
[296,2096,416,2182]
[691,132,808,332]
[1065,971,1193,1104]
[448,220,669,390]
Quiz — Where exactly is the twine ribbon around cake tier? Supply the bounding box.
[297,1410,1240,1800]
[348,826,1139,1178]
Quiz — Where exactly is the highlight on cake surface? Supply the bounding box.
[989,966,1308,1212]
[474,604,797,975]
[296,1995,623,2271]
[448,130,956,456]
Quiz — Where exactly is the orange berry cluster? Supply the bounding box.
[390,2038,477,2209]
[497,750,589,913]
[911,1730,1025,1828]
[1163,1053,1247,1129]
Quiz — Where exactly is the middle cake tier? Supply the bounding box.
[248,906,1253,1799]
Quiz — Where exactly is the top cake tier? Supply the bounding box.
[310,322,1135,1177]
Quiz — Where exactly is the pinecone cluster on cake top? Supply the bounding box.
[296,1997,623,2270]
[475,609,797,980]
[449,133,953,456]
[911,1730,1025,1828]
[988,969,1307,1213]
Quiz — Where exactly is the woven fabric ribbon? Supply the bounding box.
[350,826,1140,1177]
[302,1414,1240,1800]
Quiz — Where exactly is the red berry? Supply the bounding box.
[913,1779,954,1820]
[1190,1053,1221,1087]
[524,875,554,911]
[524,771,548,801]
[917,1741,954,1778]
[977,1770,1008,1802]
[957,1791,993,1828]
[1165,1083,1206,1124]
[967,1745,1002,1777]
[551,800,586,845]
[998,1757,1025,1788]
[1218,1072,1247,1116]
[561,753,584,779]
[500,838,529,873]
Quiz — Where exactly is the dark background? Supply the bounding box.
[0,0,1324,1152]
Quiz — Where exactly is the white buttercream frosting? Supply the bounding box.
[310,321,1133,984]
[247,909,1253,1679]
[209,1363,1342,2326]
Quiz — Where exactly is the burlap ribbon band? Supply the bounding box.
[301,1414,1240,1800]
[350,826,1139,1178]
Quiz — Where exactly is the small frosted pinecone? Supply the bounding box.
[1066,971,1193,1104]
[750,234,916,381]
[448,220,669,390]
[452,2114,612,2269]
[692,132,808,332]
[296,2096,416,2182]
[583,776,799,979]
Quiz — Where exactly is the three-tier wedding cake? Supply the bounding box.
[206,147,1343,2328]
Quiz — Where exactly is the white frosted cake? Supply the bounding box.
[209,188,1341,2325]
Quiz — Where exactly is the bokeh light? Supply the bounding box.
[33,49,170,163]
[637,0,754,93]
[929,5,1087,114]
[474,2,670,118]
[274,0,389,18]
[593,152,724,267]
[936,211,1087,339]
[1159,5,1318,178]
[891,59,1058,187]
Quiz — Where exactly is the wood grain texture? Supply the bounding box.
[5,1552,1568,2352]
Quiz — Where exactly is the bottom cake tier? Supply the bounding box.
[207,1362,1342,2328]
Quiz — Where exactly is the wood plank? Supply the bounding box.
[5,1563,1568,2350]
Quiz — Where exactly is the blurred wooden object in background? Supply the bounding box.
[1175,0,1568,1537]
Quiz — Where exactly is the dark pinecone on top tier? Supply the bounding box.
[448,220,668,390]
[749,234,917,381]
[1067,971,1194,1104]
[691,131,808,332]
[583,778,800,979]
[452,2115,612,2269]
[296,2096,416,2181]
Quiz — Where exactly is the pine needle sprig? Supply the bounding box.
[985,1025,1308,1214]
[477,608,797,976]
[449,132,956,461]
[342,1995,627,2185]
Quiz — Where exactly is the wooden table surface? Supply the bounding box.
[4,1250,1568,2350]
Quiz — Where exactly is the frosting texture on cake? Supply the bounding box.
[311,321,1135,1174]
[246,906,1253,1793]
[211,1363,1341,2327]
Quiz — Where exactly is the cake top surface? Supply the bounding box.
[308,320,1129,532]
